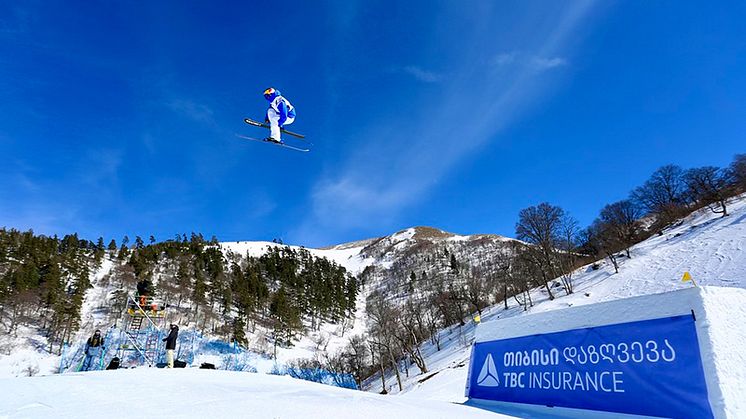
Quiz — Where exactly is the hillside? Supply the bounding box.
[0,225,515,377]
[366,194,746,405]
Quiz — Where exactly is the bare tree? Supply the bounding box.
[366,291,403,391]
[581,221,621,273]
[492,245,517,310]
[631,164,686,225]
[599,200,642,258]
[342,334,370,388]
[395,300,428,373]
[684,166,731,216]
[729,154,746,192]
[556,214,580,294]
[462,267,490,316]
[511,247,536,310]
[515,203,577,298]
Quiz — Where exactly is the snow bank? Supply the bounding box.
[0,368,514,419]
[469,286,746,418]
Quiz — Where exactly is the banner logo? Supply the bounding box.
[477,353,499,387]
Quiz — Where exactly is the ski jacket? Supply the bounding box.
[163,327,179,350]
[86,335,104,348]
[266,92,296,127]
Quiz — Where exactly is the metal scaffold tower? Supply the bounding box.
[118,294,166,367]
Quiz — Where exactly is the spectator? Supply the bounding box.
[163,324,179,368]
[81,329,105,371]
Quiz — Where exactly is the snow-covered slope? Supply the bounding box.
[219,240,370,275]
[370,195,746,409]
[0,368,513,419]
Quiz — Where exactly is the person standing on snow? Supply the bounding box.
[163,324,179,368]
[81,329,105,371]
[263,87,296,144]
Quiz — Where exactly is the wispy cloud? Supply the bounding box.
[530,56,568,70]
[304,3,596,246]
[491,52,568,71]
[402,65,443,83]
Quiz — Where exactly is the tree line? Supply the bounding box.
[0,230,100,354]
[0,231,358,358]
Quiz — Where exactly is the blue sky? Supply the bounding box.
[1,1,744,247]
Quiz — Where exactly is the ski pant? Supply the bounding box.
[81,347,103,371]
[266,108,295,140]
[166,349,174,368]
[81,354,95,371]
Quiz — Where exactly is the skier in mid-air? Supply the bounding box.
[262,87,296,144]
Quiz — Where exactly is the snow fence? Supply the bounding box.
[464,286,746,419]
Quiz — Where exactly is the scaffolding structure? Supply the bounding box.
[118,294,166,367]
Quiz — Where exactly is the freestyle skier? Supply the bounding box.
[262,87,296,144]
[239,88,307,151]
[81,329,105,371]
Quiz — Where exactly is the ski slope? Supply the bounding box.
[0,368,513,419]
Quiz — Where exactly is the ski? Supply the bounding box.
[235,134,310,153]
[243,118,308,141]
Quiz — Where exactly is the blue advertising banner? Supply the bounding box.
[466,315,712,418]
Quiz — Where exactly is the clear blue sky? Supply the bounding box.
[1,1,745,247]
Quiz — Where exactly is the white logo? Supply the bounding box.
[477,353,499,387]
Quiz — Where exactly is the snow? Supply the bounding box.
[698,286,746,417]
[219,241,369,275]
[0,346,58,378]
[474,288,704,342]
[0,368,513,419]
[391,227,417,243]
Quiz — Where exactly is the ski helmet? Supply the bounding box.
[263,87,278,101]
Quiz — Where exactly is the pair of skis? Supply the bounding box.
[237,118,311,152]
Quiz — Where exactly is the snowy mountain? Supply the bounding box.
[213,226,519,366]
